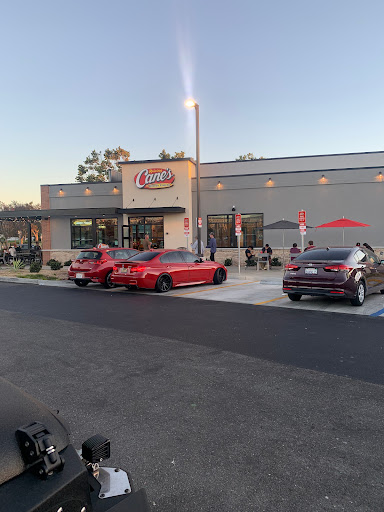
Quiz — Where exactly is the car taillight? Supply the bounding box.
[91,259,107,265]
[324,264,353,272]
[285,264,300,270]
[112,266,118,272]
[130,265,146,273]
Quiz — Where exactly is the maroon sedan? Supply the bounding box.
[111,249,227,292]
[68,248,139,288]
[283,247,384,306]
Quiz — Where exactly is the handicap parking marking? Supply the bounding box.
[370,306,384,317]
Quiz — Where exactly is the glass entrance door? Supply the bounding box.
[128,216,164,249]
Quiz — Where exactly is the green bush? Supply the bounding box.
[271,257,282,266]
[47,258,60,266]
[224,258,232,267]
[13,258,25,270]
[49,261,63,270]
[64,260,72,266]
[30,262,42,273]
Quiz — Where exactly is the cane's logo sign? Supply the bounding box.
[134,168,175,189]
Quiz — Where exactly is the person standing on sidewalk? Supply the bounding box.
[191,236,204,256]
[207,232,217,261]
[142,234,152,251]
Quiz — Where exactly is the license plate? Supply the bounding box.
[76,273,84,278]
[120,267,127,273]
[305,268,318,275]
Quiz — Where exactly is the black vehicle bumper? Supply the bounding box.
[282,287,355,298]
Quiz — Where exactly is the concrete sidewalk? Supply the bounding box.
[226,265,283,284]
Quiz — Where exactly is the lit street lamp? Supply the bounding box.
[184,98,202,257]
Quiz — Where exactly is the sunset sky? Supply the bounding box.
[1,0,383,204]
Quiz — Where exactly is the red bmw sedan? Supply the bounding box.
[110,249,227,292]
[68,247,139,288]
[283,246,384,306]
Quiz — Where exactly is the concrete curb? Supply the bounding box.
[0,276,73,287]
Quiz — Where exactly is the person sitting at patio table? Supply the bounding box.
[304,240,315,252]
[245,246,254,263]
[290,243,301,261]
[9,246,17,258]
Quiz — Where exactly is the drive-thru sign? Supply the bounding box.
[298,210,306,250]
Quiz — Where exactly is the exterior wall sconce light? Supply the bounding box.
[113,186,119,194]
[266,177,274,187]
[376,171,384,182]
[217,180,223,189]
[58,188,64,196]
[319,174,329,184]
[85,187,91,195]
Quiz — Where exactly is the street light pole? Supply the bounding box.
[185,98,202,257]
[195,103,202,257]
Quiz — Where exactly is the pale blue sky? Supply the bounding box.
[1,0,383,203]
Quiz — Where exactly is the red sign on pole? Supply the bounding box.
[184,217,190,237]
[235,214,242,236]
[198,217,202,228]
[298,210,306,226]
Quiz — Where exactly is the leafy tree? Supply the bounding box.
[0,201,41,245]
[76,147,130,182]
[159,149,171,160]
[236,153,258,161]
[159,149,185,160]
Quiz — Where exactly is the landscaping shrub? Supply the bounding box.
[13,259,25,270]
[64,260,72,266]
[49,261,63,270]
[30,262,42,273]
[47,258,59,266]
[271,257,282,266]
[224,258,232,267]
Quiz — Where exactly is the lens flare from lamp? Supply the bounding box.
[184,98,196,108]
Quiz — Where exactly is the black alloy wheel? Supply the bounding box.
[74,279,88,287]
[103,271,116,289]
[213,268,226,285]
[288,293,302,301]
[350,281,365,306]
[155,274,172,293]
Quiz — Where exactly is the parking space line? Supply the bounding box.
[370,307,384,317]
[254,296,287,305]
[171,281,260,297]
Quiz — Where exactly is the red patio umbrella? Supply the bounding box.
[315,217,370,246]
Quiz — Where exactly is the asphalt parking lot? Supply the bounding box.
[80,276,384,318]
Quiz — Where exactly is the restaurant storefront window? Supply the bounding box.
[71,219,93,249]
[207,214,263,248]
[71,218,118,249]
[129,216,164,249]
[96,218,118,247]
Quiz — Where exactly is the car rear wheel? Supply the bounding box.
[380,289,384,295]
[103,271,116,289]
[288,293,302,301]
[74,279,88,287]
[350,281,365,306]
[155,274,172,293]
[213,268,226,285]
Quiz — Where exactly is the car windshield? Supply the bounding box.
[128,252,159,262]
[76,251,102,260]
[295,249,352,262]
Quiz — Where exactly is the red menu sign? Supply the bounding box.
[298,210,306,226]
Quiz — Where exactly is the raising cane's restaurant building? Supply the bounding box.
[7,151,384,264]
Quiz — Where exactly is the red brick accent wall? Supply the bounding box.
[40,186,51,263]
[41,219,51,264]
[40,185,50,209]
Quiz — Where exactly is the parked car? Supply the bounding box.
[283,247,384,306]
[110,249,227,292]
[68,248,139,288]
